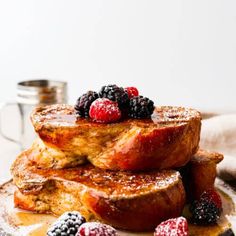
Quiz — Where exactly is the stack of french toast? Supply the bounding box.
[11,85,224,233]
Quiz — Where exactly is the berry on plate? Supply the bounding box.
[219,228,235,236]
[154,217,189,236]
[200,189,222,210]
[89,98,121,123]
[128,96,154,119]
[99,84,129,108]
[75,91,99,117]
[190,200,221,225]
[190,189,222,225]
[77,222,117,236]
[124,86,139,98]
[47,211,86,236]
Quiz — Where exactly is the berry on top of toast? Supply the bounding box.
[129,95,154,119]
[99,84,129,109]
[75,84,154,123]
[124,86,139,98]
[74,91,98,117]
[89,98,121,123]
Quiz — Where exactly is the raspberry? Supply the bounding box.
[200,189,222,210]
[77,222,117,236]
[128,96,154,119]
[75,91,99,117]
[190,199,220,225]
[154,217,189,236]
[89,98,121,123]
[124,87,139,98]
[47,211,86,236]
[99,84,129,108]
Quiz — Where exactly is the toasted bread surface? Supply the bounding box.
[12,151,186,231]
[30,104,201,170]
[180,149,224,200]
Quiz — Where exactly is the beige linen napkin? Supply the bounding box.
[200,114,236,181]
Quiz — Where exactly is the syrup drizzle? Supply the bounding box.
[33,104,200,127]
[0,181,234,236]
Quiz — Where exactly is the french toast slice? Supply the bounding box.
[180,149,223,200]
[30,104,201,170]
[11,151,186,231]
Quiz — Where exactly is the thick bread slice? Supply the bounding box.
[30,104,201,170]
[180,149,223,200]
[11,151,186,231]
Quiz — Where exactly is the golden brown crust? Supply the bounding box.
[30,104,201,170]
[12,151,186,231]
[181,149,224,200]
[190,149,223,164]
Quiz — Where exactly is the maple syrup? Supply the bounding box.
[0,181,235,236]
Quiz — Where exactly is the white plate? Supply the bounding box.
[0,179,235,236]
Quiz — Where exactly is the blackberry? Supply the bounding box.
[99,84,129,108]
[75,91,98,117]
[219,228,235,236]
[190,200,220,225]
[47,211,86,236]
[128,96,154,119]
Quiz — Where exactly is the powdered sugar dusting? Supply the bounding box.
[95,99,118,114]
[78,222,117,236]
[153,106,201,124]
[154,217,189,236]
[89,98,121,123]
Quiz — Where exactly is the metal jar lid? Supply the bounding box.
[17,80,67,105]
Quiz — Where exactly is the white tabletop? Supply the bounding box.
[0,136,20,185]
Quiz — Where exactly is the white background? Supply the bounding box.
[0,0,236,113]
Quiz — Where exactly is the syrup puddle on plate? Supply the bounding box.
[0,179,235,236]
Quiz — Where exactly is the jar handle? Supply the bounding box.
[0,102,21,146]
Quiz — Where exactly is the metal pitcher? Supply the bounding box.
[0,80,67,150]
